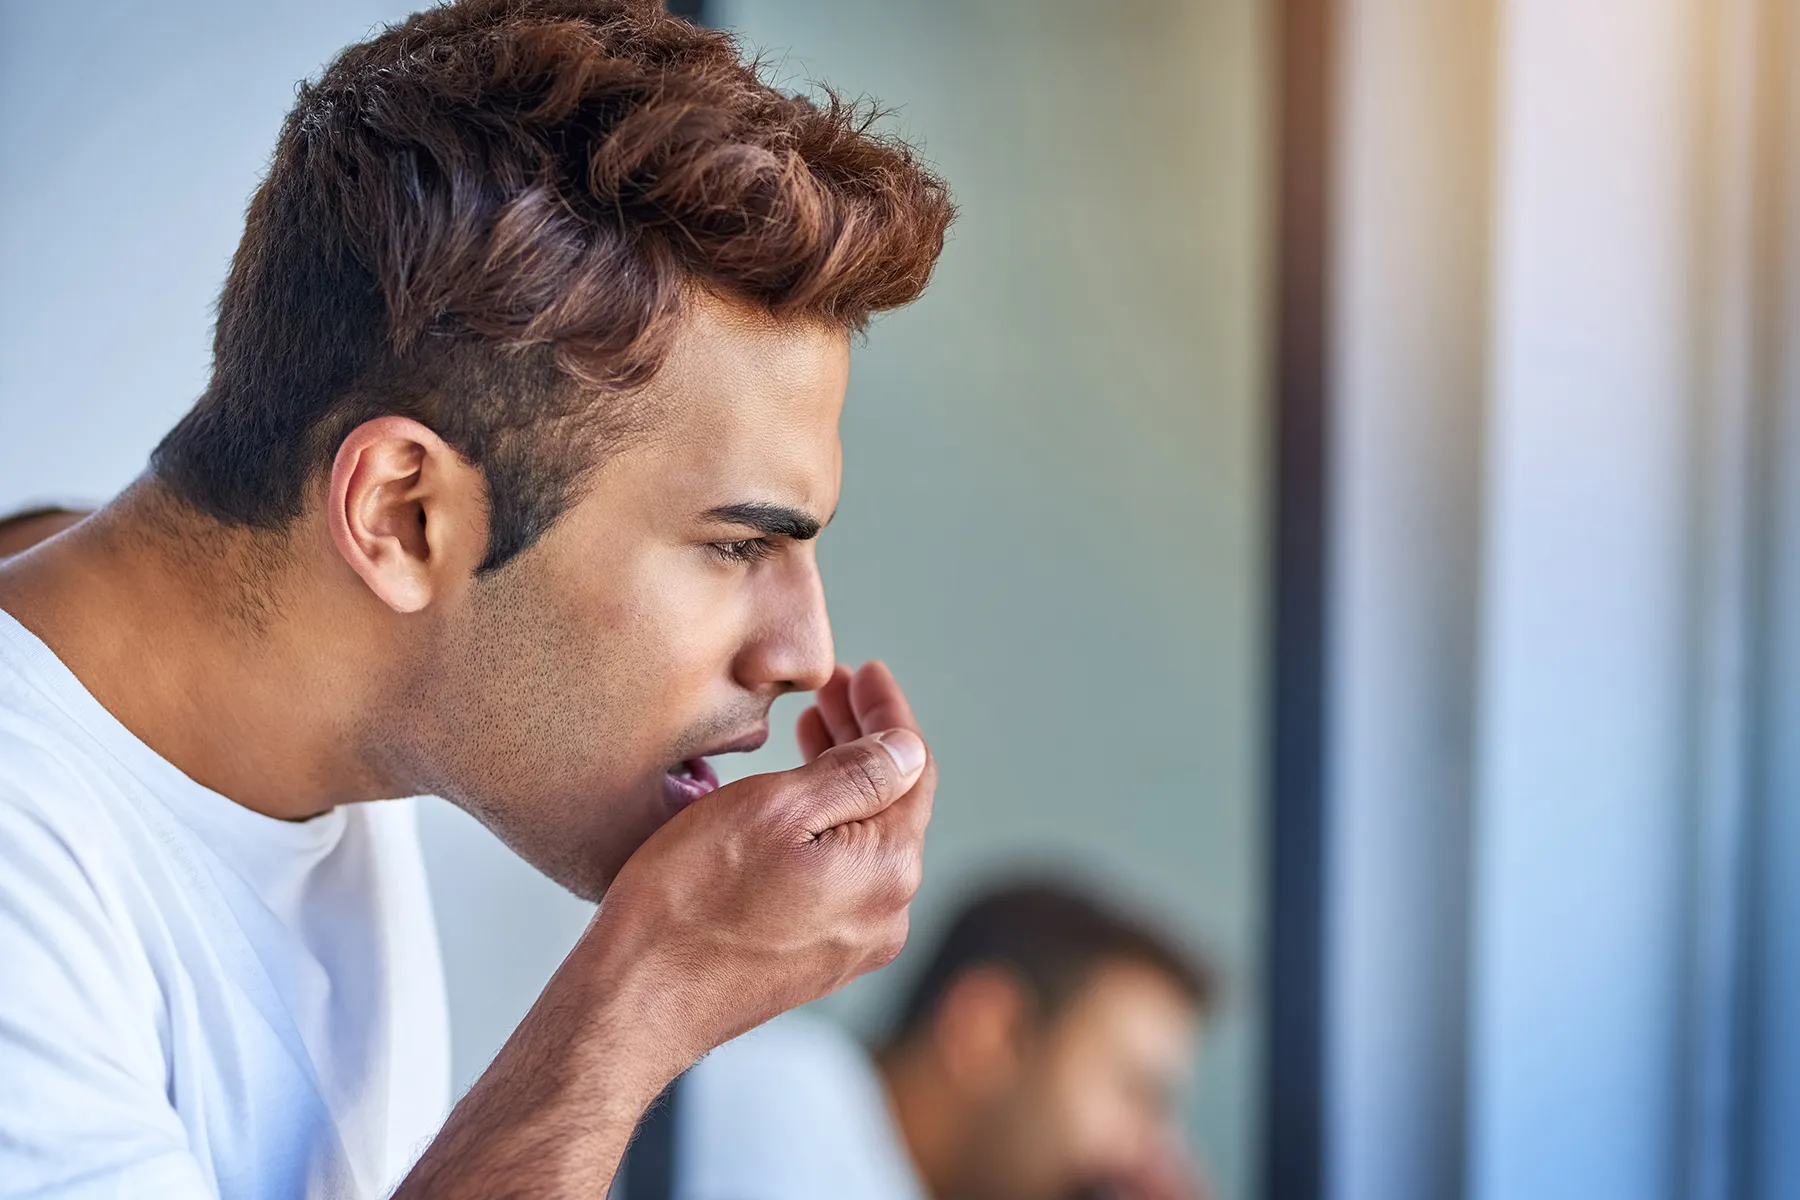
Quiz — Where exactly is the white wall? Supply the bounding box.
[1331,1,1703,1195]
[1470,3,1698,1194]
[0,0,412,503]
[1328,2,1799,1198]
[1327,4,1493,1198]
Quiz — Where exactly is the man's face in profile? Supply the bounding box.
[393,294,848,901]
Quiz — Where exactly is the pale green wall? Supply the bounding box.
[713,2,1272,1194]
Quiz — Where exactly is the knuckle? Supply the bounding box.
[877,852,918,907]
[757,776,818,838]
[899,849,924,898]
[839,744,892,806]
[872,913,910,968]
[762,791,812,843]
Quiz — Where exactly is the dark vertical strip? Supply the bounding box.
[616,1076,681,1200]
[1740,0,1798,1195]
[1263,0,1335,1198]
[664,0,710,25]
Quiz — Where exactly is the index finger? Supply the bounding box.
[848,661,919,739]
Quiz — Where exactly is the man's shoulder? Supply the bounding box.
[0,694,120,812]
[0,611,138,813]
[0,693,144,907]
[0,712,144,983]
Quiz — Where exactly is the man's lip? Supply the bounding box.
[692,727,770,759]
[664,767,713,811]
[662,726,770,814]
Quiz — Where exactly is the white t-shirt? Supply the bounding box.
[676,1012,927,1200]
[0,610,451,1198]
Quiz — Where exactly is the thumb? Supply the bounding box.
[770,728,928,837]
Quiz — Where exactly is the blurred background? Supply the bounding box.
[0,3,1795,1200]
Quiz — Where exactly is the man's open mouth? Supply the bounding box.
[662,728,769,812]
[664,757,722,808]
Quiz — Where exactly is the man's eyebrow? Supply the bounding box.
[701,502,831,541]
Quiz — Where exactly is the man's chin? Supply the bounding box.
[452,791,658,906]
[529,838,634,905]
[547,776,691,902]
[447,762,715,903]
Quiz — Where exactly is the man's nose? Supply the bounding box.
[736,560,835,695]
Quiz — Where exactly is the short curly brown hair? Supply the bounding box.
[152,0,954,570]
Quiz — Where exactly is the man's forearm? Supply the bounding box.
[395,1049,652,1199]
[394,952,685,1199]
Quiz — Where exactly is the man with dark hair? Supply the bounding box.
[677,881,1218,1200]
[0,2,951,1197]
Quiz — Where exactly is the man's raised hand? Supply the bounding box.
[397,662,938,1199]
[585,660,936,1071]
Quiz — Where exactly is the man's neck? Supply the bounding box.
[0,479,396,820]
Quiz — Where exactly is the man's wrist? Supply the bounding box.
[562,976,690,1116]
[560,919,704,1099]
[394,935,692,1198]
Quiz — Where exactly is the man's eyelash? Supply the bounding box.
[709,537,778,565]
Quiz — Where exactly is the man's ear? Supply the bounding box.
[327,416,488,613]
[930,966,1035,1098]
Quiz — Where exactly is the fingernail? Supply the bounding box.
[875,729,927,776]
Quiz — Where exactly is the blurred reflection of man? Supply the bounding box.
[674,881,1218,1200]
